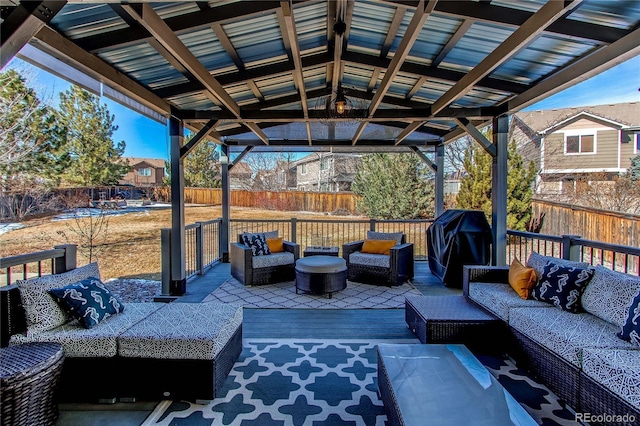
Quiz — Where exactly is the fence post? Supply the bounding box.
[195,222,204,275]
[53,244,77,273]
[160,228,171,296]
[562,234,582,261]
[291,218,297,243]
[370,219,376,232]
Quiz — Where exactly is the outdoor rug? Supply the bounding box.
[142,339,578,426]
[202,278,422,309]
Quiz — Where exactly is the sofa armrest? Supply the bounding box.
[462,265,510,296]
[390,243,414,279]
[342,240,364,266]
[230,243,253,285]
[283,241,300,259]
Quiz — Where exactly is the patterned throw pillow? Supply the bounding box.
[242,233,271,256]
[581,265,640,328]
[617,290,640,346]
[531,262,594,313]
[525,252,589,282]
[17,262,101,335]
[49,277,125,329]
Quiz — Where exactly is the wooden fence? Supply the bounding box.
[155,188,360,214]
[533,199,639,248]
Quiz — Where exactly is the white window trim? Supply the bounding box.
[138,167,152,176]
[300,164,307,175]
[635,133,640,154]
[562,130,598,155]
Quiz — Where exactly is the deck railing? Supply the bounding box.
[507,230,640,276]
[0,244,77,286]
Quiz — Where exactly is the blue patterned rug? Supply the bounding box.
[142,340,578,426]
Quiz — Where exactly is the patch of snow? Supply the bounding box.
[0,223,24,235]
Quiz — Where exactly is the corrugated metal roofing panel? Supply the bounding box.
[294,1,328,55]
[492,34,599,84]
[406,15,462,66]
[97,43,188,90]
[50,4,126,39]
[255,73,299,101]
[225,82,257,105]
[303,66,329,93]
[224,12,285,67]
[348,0,396,55]
[178,27,235,71]
[167,92,219,111]
[489,0,545,14]
[568,0,640,29]
[152,3,202,20]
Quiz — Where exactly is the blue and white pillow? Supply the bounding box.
[49,277,125,329]
[617,290,640,346]
[241,233,271,256]
[531,262,594,313]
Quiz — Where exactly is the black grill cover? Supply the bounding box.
[427,210,492,287]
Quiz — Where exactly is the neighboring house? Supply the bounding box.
[510,102,640,194]
[253,160,296,191]
[120,157,165,187]
[229,162,253,190]
[293,153,361,192]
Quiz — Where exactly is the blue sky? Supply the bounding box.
[7,55,640,161]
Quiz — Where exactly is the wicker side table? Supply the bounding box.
[405,295,506,354]
[1,342,65,426]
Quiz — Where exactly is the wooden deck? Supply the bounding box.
[58,261,456,424]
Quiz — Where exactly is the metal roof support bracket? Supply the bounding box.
[455,118,497,157]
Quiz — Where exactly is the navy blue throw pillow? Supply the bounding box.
[242,233,271,256]
[49,277,125,329]
[531,262,594,313]
[617,290,640,346]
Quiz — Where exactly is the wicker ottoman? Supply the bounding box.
[405,295,505,354]
[1,342,64,426]
[295,255,347,298]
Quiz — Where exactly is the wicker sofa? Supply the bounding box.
[463,253,640,422]
[342,231,414,286]
[0,263,243,403]
[230,231,300,286]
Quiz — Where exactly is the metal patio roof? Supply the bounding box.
[2,0,639,151]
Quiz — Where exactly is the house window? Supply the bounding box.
[320,157,329,170]
[138,168,152,176]
[636,134,640,153]
[301,164,307,175]
[565,134,595,154]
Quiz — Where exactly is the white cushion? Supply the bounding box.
[468,282,551,321]
[349,252,390,268]
[252,252,295,268]
[17,263,101,335]
[118,302,242,360]
[581,265,640,328]
[10,303,163,357]
[509,307,636,367]
[581,348,640,410]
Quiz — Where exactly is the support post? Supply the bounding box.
[370,219,376,232]
[492,115,509,266]
[169,115,186,295]
[434,142,445,217]
[220,144,231,263]
[562,235,582,261]
[291,217,297,243]
[196,222,204,275]
[160,228,171,296]
[53,244,77,274]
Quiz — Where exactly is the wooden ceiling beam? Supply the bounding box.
[212,23,245,72]
[353,0,437,144]
[430,0,583,116]
[395,121,427,145]
[380,6,406,59]
[431,19,472,67]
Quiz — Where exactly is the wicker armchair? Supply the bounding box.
[342,231,414,286]
[230,231,300,286]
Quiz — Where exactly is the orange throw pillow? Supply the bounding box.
[361,239,396,255]
[266,237,284,253]
[509,257,537,300]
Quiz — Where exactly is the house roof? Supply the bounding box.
[513,102,640,134]
[229,161,252,176]
[4,1,639,153]
[124,157,167,169]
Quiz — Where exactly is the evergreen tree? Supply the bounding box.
[352,153,434,219]
[457,137,537,231]
[0,69,66,188]
[56,86,130,186]
[629,154,640,181]
[163,135,221,188]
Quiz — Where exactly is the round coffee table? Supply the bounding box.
[295,255,347,298]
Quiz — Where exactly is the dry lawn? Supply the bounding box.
[1,206,361,281]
